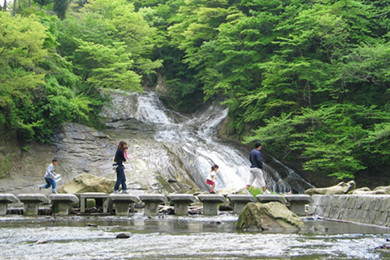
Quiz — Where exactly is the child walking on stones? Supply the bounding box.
[39,159,59,194]
[206,164,219,194]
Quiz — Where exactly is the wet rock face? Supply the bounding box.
[236,202,304,231]
[304,181,356,195]
[52,122,115,182]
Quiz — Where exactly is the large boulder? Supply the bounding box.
[58,173,115,194]
[304,180,356,195]
[236,202,304,231]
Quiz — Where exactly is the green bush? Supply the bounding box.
[0,156,12,178]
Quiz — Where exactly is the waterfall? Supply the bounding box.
[101,91,314,194]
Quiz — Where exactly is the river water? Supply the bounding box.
[0,214,389,259]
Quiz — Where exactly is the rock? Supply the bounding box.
[310,224,328,232]
[348,187,372,194]
[116,233,131,239]
[348,185,390,195]
[236,202,304,231]
[374,243,390,253]
[35,240,48,244]
[304,180,356,195]
[373,185,390,194]
[58,173,116,194]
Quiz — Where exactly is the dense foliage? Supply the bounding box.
[0,0,389,181]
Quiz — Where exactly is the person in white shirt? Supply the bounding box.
[206,164,219,194]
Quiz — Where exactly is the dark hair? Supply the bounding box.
[117,141,127,151]
[124,146,128,150]
[52,159,58,162]
[254,141,262,148]
[211,164,219,171]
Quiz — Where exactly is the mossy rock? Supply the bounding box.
[236,202,304,231]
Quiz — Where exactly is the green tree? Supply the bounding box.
[0,12,47,139]
[53,0,69,19]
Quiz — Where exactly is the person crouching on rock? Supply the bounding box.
[206,164,219,194]
[39,159,59,194]
[113,141,128,194]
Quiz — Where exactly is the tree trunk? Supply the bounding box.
[28,0,31,7]
[4,0,6,11]
[13,0,17,14]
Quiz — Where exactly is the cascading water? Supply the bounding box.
[101,90,314,194]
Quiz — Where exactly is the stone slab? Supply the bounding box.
[139,194,168,204]
[0,193,19,203]
[110,194,139,203]
[198,194,226,203]
[0,194,19,215]
[256,195,287,204]
[17,194,50,203]
[227,195,256,214]
[168,194,197,203]
[49,194,79,203]
[284,195,313,204]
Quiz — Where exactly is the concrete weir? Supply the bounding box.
[309,194,390,227]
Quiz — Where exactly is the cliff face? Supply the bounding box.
[0,139,56,193]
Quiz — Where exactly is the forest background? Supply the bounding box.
[0,0,389,187]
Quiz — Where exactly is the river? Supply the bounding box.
[0,214,389,259]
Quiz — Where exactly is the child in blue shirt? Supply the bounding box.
[39,159,59,194]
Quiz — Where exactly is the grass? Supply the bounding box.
[248,186,277,196]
